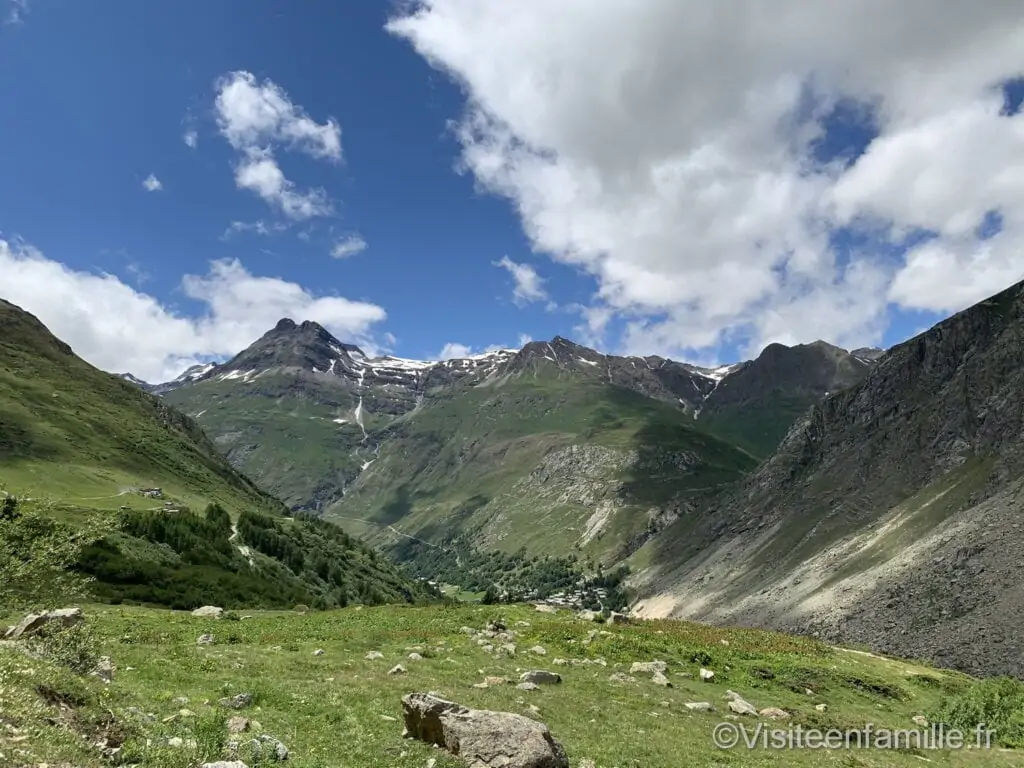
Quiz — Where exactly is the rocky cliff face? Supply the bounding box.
[633,280,1024,677]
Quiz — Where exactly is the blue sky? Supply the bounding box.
[2,2,1022,381]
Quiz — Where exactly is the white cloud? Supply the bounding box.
[182,129,198,149]
[494,255,548,304]
[142,174,163,192]
[0,238,386,383]
[330,233,368,259]
[4,0,28,25]
[389,2,1024,358]
[213,71,341,219]
[221,219,288,239]
[436,338,522,359]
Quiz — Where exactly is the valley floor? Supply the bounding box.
[2,604,1021,767]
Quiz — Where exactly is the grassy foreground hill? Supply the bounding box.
[0,299,433,611]
[1,602,1021,767]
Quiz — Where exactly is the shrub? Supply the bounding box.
[930,677,1024,748]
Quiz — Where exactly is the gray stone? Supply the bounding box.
[520,670,561,685]
[401,692,569,768]
[4,607,84,639]
[192,605,224,619]
[629,661,667,675]
[197,633,215,645]
[219,693,254,710]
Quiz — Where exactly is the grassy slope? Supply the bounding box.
[0,300,280,517]
[161,372,370,510]
[329,368,757,563]
[1,603,1018,767]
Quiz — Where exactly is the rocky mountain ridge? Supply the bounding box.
[631,278,1024,677]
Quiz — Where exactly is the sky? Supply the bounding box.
[1,1,1023,383]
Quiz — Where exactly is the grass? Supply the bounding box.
[0,299,282,519]
[1,603,1018,767]
[329,376,755,564]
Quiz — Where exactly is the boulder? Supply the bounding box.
[401,692,569,768]
[520,670,561,685]
[629,661,667,675]
[192,606,224,619]
[4,607,84,639]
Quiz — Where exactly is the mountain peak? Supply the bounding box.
[274,318,298,332]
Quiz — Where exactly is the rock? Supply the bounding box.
[535,604,558,614]
[401,691,569,768]
[684,702,714,712]
[389,664,407,676]
[650,671,672,687]
[408,652,424,661]
[4,607,84,639]
[91,656,115,683]
[759,707,790,720]
[168,737,185,748]
[192,606,224,619]
[172,696,189,705]
[517,682,541,691]
[815,703,828,712]
[365,651,385,660]
[699,668,715,681]
[313,649,324,656]
[520,670,561,685]
[497,643,517,656]
[227,716,251,734]
[461,626,477,635]
[197,633,215,645]
[608,672,637,684]
[487,619,507,632]
[724,691,758,717]
[579,760,596,768]
[629,661,667,675]
[484,676,508,686]
[912,715,929,727]
[253,735,289,761]
[529,646,547,655]
[577,611,599,622]
[200,762,249,768]
[607,612,629,625]
[219,693,254,710]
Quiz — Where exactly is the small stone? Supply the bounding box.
[699,668,715,681]
[365,651,385,660]
[191,606,224,619]
[651,671,672,687]
[529,645,547,655]
[815,703,828,712]
[516,682,540,691]
[630,661,668,675]
[168,737,185,748]
[389,664,407,676]
[685,702,713,712]
[172,696,189,706]
[218,693,253,710]
[520,670,561,685]
[197,633,215,645]
[912,715,929,727]
[313,649,324,656]
[227,716,250,734]
[408,652,424,661]
[484,676,508,686]
[91,656,115,683]
[759,707,790,720]
[609,672,637,684]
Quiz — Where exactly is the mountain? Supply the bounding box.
[155,319,879,570]
[695,340,875,458]
[631,279,1024,677]
[0,298,433,610]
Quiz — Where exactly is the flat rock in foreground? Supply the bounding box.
[402,692,569,768]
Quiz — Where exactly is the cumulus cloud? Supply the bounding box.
[182,129,198,149]
[330,233,368,259]
[436,338,522,359]
[0,238,386,383]
[494,256,548,304]
[214,71,341,219]
[389,1,1024,358]
[142,174,163,192]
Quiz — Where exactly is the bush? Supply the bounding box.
[930,677,1024,748]
[26,623,101,676]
